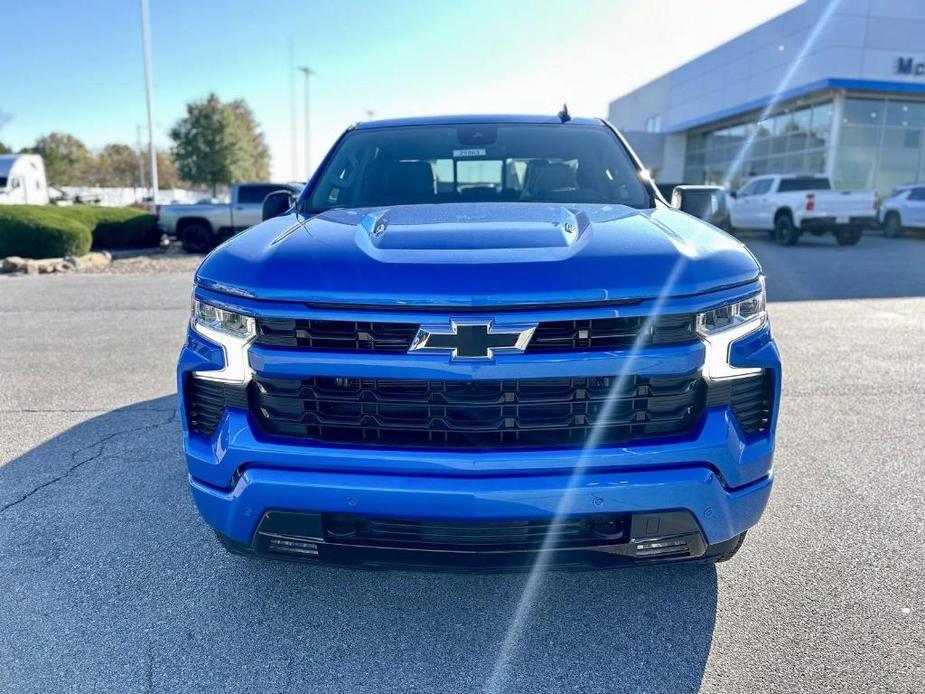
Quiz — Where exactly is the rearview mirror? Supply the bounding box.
[262,190,296,221]
[671,185,728,226]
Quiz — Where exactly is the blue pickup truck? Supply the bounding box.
[177,114,780,570]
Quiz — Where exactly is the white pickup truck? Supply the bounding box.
[728,174,878,246]
[157,182,302,252]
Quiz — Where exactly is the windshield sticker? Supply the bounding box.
[453,148,487,158]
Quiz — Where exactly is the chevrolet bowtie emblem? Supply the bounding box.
[409,320,536,360]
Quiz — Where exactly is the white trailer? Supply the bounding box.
[0,154,50,205]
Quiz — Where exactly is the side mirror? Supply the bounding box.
[728,190,738,200]
[671,185,728,226]
[262,190,296,221]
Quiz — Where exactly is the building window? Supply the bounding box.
[683,100,832,187]
[645,115,661,133]
[834,96,925,195]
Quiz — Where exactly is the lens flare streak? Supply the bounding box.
[482,257,689,694]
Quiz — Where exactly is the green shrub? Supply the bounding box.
[0,206,92,258]
[0,205,159,258]
[66,206,160,249]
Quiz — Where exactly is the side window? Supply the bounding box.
[238,185,278,204]
[737,181,756,198]
[752,179,773,195]
[908,187,925,201]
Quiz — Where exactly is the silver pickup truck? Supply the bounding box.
[157,182,302,252]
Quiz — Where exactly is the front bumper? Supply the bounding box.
[178,282,781,567]
[194,466,771,568]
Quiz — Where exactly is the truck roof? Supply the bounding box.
[353,114,603,129]
[0,153,41,178]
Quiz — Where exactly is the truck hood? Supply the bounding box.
[195,203,760,307]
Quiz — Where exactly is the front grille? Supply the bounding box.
[253,313,696,353]
[322,513,629,551]
[250,373,704,449]
[255,318,418,352]
[526,314,695,352]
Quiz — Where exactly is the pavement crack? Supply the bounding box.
[0,408,179,515]
[145,644,154,694]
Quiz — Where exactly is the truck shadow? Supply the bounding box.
[0,396,717,694]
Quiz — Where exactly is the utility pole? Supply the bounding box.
[135,124,146,191]
[289,36,297,179]
[140,0,158,206]
[298,66,315,177]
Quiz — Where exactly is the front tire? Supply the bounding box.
[180,222,216,254]
[835,227,863,246]
[773,213,800,246]
[883,213,904,238]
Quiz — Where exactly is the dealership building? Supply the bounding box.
[607,0,925,194]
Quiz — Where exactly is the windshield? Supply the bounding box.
[306,123,652,212]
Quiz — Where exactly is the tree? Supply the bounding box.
[27,133,94,186]
[96,143,141,187]
[227,99,270,181]
[0,141,11,155]
[169,93,271,196]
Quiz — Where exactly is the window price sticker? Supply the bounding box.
[453,148,487,158]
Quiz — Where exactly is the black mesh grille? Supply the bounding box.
[250,373,705,449]
[526,314,696,352]
[254,314,697,354]
[255,318,418,352]
[321,513,629,551]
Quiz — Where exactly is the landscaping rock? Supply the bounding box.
[1,250,112,275]
[1,256,29,273]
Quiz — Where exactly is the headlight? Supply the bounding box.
[696,276,766,336]
[698,277,767,380]
[191,299,255,340]
[190,298,255,383]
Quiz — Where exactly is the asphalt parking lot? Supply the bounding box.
[1,231,923,694]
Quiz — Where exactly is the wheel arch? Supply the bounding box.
[176,217,215,237]
[884,209,902,224]
[773,206,794,223]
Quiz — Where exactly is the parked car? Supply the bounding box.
[0,154,50,205]
[878,183,925,238]
[156,182,302,252]
[177,114,780,570]
[728,174,877,246]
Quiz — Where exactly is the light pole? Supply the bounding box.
[298,66,315,177]
[289,36,297,180]
[140,0,158,206]
[365,109,375,121]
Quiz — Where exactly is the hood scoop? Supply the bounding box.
[356,205,591,257]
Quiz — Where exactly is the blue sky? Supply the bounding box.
[1,0,800,180]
